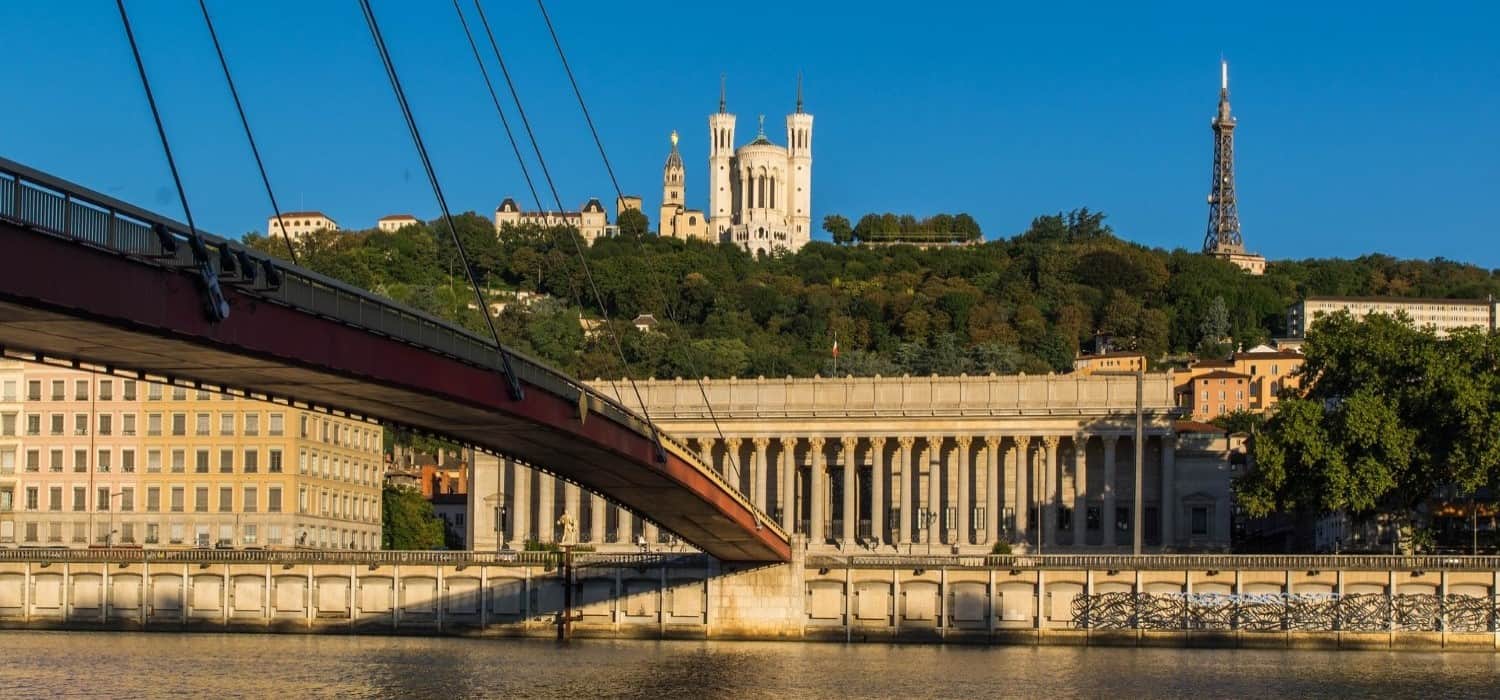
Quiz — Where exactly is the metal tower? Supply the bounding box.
[1203,60,1244,254]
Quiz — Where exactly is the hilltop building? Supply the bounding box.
[266,211,338,241]
[658,130,710,240]
[376,214,420,232]
[1201,61,1266,275]
[1285,296,1500,340]
[493,198,615,243]
[1174,344,1304,417]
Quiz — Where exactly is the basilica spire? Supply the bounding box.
[719,73,727,113]
[795,72,804,114]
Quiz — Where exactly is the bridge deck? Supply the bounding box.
[0,157,787,562]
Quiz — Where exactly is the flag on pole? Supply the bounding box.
[831,335,839,359]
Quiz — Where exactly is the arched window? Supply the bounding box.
[689,216,696,225]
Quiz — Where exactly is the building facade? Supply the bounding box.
[702,78,813,255]
[266,211,339,241]
[493,198,613,244]
[0,363,383,550]
[658,131,711,240]
[1071,351,1146,376]
[1174,344,1304,416]
[376,214,420,232]
[469,373,1237,555]
[1286,296,1499,339]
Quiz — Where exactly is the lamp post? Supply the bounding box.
[484,491,507,551]
[104,490,124,547]
[921,509,938,555]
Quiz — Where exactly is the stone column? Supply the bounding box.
[537,473,555,543]
[985,436,1001,546]
[870,437,887,548]
[1102,435,1119,548]
[698,438,714,473]
[1161,433,1176,549]
[809,437,826,545]
[897,436,914,546]
[643,520,659,548]
[1073,434,1089,547]
[955,436,972,547]
[1043,437,1060,549]
[1013,440,1029,540]
[562,481,580,544]
[780,440,795,532]
[511,461,530,544]
[751,438,769,512]
[724,437,743,490]
[840,436,857,547]
[927,437,943,545]
[589,493,605,544]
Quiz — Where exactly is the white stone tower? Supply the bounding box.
[708,75,736,235]
[785,74,813,247]
[659,130,685,236]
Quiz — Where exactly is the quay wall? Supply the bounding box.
[1,546,1498,651]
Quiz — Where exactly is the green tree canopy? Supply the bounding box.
[382,484,447,550]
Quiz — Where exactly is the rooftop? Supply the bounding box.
[1301,295,1491,306]
[1193,370,1251,381]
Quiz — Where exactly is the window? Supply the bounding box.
[122,449,135,473]
[244,413,260,436]
[0,447,12,474]
[74,413,88,436]
[97,487,110,511]
[75,379,89,400]
[51,380,64,401]
[170,413,185,436]
[72,486,86,511]
[49,449,63,472]
[27,380,41,401]
[243,524,258,545]
[50,413,63,435]
[146,487,160,512]
[298,487,308,514]
[121,487,134,512]
[299,450,308,474]
[196,389,210,401]
[26,414,39,436]
[1191,507,1209,536]
[219,486,233,513]
[73,448,87,472]
[195,449,209,473]
[148,382,162,401]
[123,380,137,401]
[219,449,234,473]
[99,380,113,401]
[196,413,210,436]
[171,386,186,401]
[147,449,162,473]
[97,449,111,472]
[26,486,39,510]
[25,449,39,472]
[243,486,258,513]
[269,413,284,436]
[147,413,162,436]
[269,449,282,473]
[171,449,185,473]
[300,415,308,438]
[244,449,259,473]
[98,413,112,436]
[170,486,184,512]
[219,413,234,436]
[145,523,159,544]
[268,487,282,513]
[0,412,14,436]
[122,413,136,436]
[194,486,209,512]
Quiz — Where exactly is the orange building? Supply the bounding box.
[1071,351,1146,376]
[1175,344,1304,416]
[1187,371,1251,418]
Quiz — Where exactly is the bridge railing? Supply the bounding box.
[0,157,783,542]
[809,553,1500,572]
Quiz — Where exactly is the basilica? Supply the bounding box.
[658,79,813,255]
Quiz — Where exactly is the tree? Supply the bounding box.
[617,207,650,238]
[382,484,447,550]
[823,214,854,245]
[1197,295,1231,356]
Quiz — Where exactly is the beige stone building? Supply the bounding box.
[493,198,612,244]
[1174,344,1304,416]
[658,131,710,241]
[1286,296,1499,339]
[266,211,338,240]
[376,214,420,232]
[470,373,1236,554]
[1071,351,1145,376]
[0,362,382,550]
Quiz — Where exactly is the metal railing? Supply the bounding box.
[0,157,784,543]
[808,553,1500,572]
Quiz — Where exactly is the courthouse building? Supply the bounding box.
[469,373,1238,554]
[0,362,383,549]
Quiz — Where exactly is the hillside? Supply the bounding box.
[243,209,1500,380]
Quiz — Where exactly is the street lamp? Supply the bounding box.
[104,490,125,547]
[920,508,938,555]
[484,491,507,551]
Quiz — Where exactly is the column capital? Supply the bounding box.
[1102,434,1121,447]
[807,436,825,450]
[897,435,915,449]
[725,436,743,448]
[954,435,973,449]
[840,435,858,450]
[870,435,888,448]
[750,436,769,450]
[984,435,1001,449]
[1042,435,1061,449]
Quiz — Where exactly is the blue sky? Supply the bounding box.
[2,1,1496,265]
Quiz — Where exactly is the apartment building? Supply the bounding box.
[0,362,382,550]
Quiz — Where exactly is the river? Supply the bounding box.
[1,631,1495,698]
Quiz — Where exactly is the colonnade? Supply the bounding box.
[492,462,667,550]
